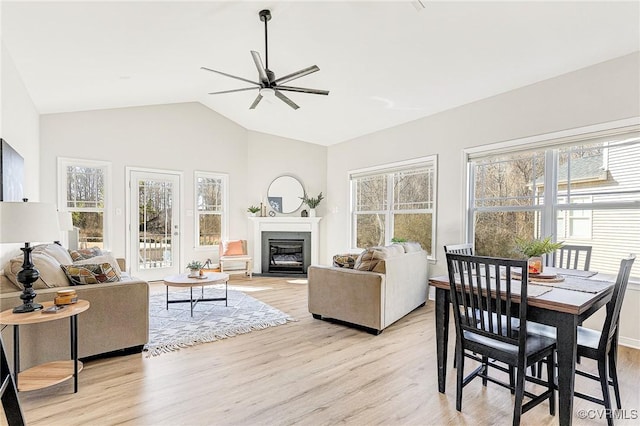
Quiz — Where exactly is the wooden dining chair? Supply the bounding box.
[546,244,592,271]
[529,254,636,426]
[445,253,556,426]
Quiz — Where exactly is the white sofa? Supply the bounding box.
[308,245,429,334]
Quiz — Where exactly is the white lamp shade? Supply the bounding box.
[58,211,74,231]
[0,202,61,243]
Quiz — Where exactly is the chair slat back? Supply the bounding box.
[444,243,473,274]
[445,253,528,348]
[546,244,592,271]
[599,254,636,351]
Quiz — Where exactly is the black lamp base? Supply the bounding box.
[13,302,44,314]
[13,242,43,314]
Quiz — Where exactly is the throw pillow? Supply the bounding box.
[399,241,422,253]
[73,254,123,278]
[220,240,245,257]
[60,263,120,285]
[332,254,359,269]
[5,252,70,290]
[33,243,74,264]
[68,247,103,262]
[354,249,379,272]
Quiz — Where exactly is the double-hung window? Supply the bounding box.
[195,171,228,248]
[58,158,111,249]
[467,127,640,277]
[350,156,437,256]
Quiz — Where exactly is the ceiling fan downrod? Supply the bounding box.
[259,9,271,71]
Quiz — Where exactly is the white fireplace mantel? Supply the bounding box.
[248,217,322,274]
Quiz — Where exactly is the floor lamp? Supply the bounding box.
[0,200,61,313]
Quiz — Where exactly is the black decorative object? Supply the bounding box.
[301,209,308,217]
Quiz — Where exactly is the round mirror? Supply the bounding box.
[267,175,305,214]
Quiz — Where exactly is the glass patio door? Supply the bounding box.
[129,169,181,280]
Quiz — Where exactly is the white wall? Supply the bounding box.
[325,52,640,346]
[39,102,248,267]
[0,44,40,266]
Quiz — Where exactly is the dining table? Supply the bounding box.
[429,266,616,426]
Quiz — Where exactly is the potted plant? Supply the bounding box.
[300,192,324,217]
[514,236,564,274]
[247,205,261,217]
[186,260,203,277]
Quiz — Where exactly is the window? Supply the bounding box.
[58,158,111,249]
[350,156,437,256]
[195,171,228,248]
[467,128,640,277]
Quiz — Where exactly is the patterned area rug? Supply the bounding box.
[144,286,294,356]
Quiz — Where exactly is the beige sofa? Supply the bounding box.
[308,245,429,334]
[1,244,149,370]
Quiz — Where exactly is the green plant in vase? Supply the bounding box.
[186,260,204,277]
[514,236,564,274]
[300,192,324,217]
[247,205,261,216]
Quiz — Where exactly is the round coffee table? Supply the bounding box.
[163,272,230,316]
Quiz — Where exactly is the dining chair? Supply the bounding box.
[444,243,474,368]
[529,254,636,426]
[445,253,556,426]
[546,244,592,271]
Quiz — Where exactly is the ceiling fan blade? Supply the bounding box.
[249,94,263,109]
[250,51,269,83]
[274,90,300,110]
[273,65,320,85]
[208,87,258,95]
[276,85,329,96]
[201,67,260,86]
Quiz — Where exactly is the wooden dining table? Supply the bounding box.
[429,266,616,426]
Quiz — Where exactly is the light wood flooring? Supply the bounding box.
[4,276,640,425]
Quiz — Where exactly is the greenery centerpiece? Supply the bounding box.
[186,260,204,277]
[300,192,324,217]
[514,236,564,274]
[247,205,261,216]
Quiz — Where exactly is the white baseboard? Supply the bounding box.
[619,336,640,350]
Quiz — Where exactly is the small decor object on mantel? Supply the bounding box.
[300,192,323,217]
[301,209,308,217]
[186,260,204,278]
[247,205,261,217]
[269,210,276,217]
[514,236,564,274]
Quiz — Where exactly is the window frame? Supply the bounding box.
[57,157,112,250]
[194,171,229,250]
[349,155,438,258]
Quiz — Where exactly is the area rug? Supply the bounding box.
[144,287,295,357]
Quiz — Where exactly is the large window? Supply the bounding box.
[58,158,111,249]
[467,128,640,277]
[350,156,437,256]
[195,171,228,248]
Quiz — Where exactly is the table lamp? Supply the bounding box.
[56,211,74,246]
[0,200,61,313]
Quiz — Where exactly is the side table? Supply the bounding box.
[0,300,90,393]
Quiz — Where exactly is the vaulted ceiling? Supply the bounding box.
[2,1,639,146]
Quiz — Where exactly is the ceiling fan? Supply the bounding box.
[201,9,329,110]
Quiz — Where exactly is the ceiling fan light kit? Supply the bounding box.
[202,9,329,110]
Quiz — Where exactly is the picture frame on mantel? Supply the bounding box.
[0,138,25,201]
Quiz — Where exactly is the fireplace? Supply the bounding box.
[261,231,311,275]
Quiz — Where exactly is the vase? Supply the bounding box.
[308,208,316,217]
[189,268,199,278]
[528,256,543,274]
